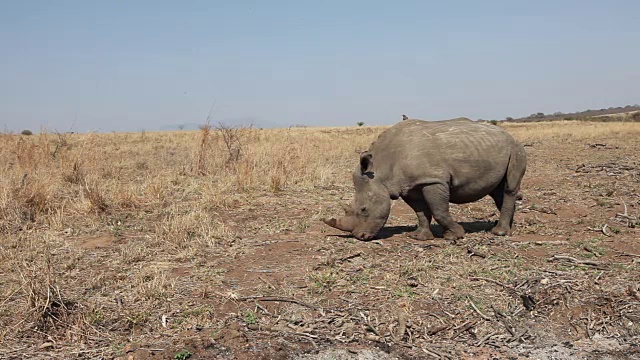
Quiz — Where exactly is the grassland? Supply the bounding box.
[1,121,639,359]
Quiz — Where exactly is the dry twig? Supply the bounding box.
[548,254,603,268]
[238,296,319,310]
[467,296,491,321]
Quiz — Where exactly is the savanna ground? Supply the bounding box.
[1,121,639,360]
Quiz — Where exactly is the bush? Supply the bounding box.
[21,129,33,136]
[490,120,498,125]
[356,122,365,127]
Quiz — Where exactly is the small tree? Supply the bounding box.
[356,122,365,127]
[215,122,253,164]
[505,117,513,121]
[21,129,33,135]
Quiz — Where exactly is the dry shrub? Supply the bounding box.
[13,135,52,172]
[234,155,256,192]
[216,122,254,164]
[13,248,75,334]
[133,268,175,303]
[63,161,85,184]
[83,180,109,214]
[2,245,97,346]
[2,174,53,225]
[269,158,288,192]
[194,123,212,175]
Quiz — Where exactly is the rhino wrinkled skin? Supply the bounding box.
[322,117,527,241]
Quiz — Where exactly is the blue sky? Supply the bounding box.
[1,1,639,132]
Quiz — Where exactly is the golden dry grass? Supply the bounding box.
[502,120,640,142]
[0,120,638,359]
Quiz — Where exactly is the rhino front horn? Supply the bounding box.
[322,217,355,232]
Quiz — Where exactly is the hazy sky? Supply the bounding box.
[1,1,639,132]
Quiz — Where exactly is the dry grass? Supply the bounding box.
[0,121,638,359]
[502,120,640,142]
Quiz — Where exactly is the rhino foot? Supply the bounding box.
[491,226,511,236]
[443,226,465,241]
[408,229,435,241]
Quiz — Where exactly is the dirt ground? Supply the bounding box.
[0,121,639,359]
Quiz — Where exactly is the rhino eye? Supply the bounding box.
[359,206,367,214]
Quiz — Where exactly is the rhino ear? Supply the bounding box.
[360,151,373,175]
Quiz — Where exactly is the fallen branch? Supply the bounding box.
[238,296,319,310]
[360,312,381,337]
[627,286,640,301]
[616,201,638,227]
[338,252,363,262]
[512,240,569,246]
[507,328,529,343]
[426,325,450,336]
[548,255,603,268]
[422,346,449,359]
[616,252,640,258]
[469,277,519,294]
[450,320,478,340]
[586,224,612,237]
[393,310,408,341]
[467,296,492,321]
[467,246,488,259]
[476,331,498,346]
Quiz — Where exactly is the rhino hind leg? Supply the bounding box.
[490,182,511,236]
[491,192,517,236]
[492,148,527,236]
[402,190,434,241]
[422,184,464,241]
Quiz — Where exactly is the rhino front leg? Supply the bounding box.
[422,184,464,241]
[401,190,434,241]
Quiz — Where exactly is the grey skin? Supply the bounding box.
[322,117,527,241]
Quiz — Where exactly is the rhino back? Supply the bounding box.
[368,120,519,198]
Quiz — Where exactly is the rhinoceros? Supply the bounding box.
[322,117,527,241]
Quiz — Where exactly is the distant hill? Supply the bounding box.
[501,104,640,123]
[159,118,287,131]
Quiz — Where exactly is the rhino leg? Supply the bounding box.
[490,183,510,235]
[402,190,434,241]
[491,191,517,236]
[491,147,527,236]
[422,184,464,241]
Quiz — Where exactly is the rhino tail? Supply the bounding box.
[506,144,527,195]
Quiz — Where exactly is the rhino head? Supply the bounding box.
[322,152,391,240]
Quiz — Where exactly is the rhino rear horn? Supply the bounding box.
[340,202,354,215]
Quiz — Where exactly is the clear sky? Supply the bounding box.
[1,1,639,132]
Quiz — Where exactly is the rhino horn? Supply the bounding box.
[340,202,353,215]
[322,217,356,232]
